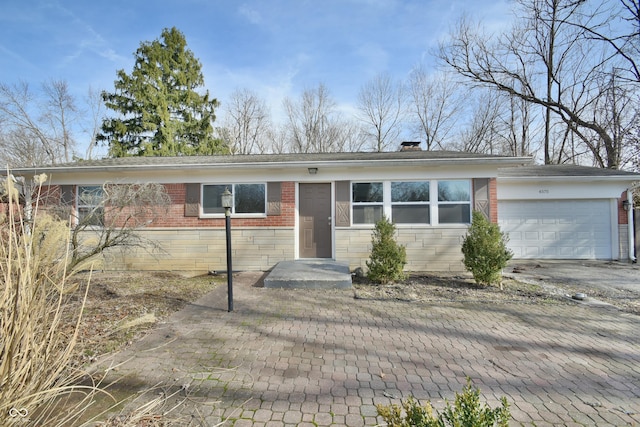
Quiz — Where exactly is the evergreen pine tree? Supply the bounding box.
[98,27,227,157]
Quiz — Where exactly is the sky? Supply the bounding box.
[0,0,514,154]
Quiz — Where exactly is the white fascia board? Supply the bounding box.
[41,162,512,185]
[498,179,633,200]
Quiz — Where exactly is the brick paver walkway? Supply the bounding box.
[97,272,640,426]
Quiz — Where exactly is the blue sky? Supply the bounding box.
[0,0,513,151]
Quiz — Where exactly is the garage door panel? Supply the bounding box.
[498,200,612,259]
[525,231,539,240]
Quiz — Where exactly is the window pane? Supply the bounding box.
[202,185,227,214]
[438,204,471,224]
[352,182,383,203]
[78,186,104,226]
[78,186,103,206]
[438,181,470,202]
[78,207,104,226]
[392,181,429,202]
[392,205,430,224]
[235,184,265,214]
[353,206,383,224]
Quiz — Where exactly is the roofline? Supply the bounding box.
[6,156,533,175]
[498,175,640,182]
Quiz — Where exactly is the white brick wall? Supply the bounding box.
[101,227,295,275]
[336,227,467,272]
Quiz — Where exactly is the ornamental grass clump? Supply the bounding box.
[0,175,99,426]
[461,211,513,288]
[366,216,407,284]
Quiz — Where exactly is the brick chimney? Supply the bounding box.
[400,141,422,151]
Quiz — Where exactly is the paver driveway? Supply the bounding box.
[98,272,640,426]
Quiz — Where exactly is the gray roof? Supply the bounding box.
[7,150,532,174]
[499,164,640,179]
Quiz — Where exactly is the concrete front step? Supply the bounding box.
[263,260,352,289]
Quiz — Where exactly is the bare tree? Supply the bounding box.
[219,88,272,154]
[457,90,503,153]
[84,86,105,160]
[0,81,78,167]
[587,69,640,168]
[266,124,291,154]
[356,72,405,152]
[41,80,77,163]
[407,67,461,150]
[439,1,632,168]
[53,182,172,270]
[499,89,535,157]
[283,83,356,153]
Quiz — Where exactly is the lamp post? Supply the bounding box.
[221,188,234,312]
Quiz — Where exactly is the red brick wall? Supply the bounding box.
[618,191,628,225]
[39,182,297,228]
[139,182,296,228]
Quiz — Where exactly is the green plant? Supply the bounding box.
[377,378,510,427]
[366,216,407,284]
[461,211,512,287]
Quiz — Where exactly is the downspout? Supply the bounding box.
[627,189,636,263]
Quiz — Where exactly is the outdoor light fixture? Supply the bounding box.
[308,167,318,175]
[221,188,234,312]
[623,199,631,211]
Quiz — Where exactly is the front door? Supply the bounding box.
[299,183,332,258]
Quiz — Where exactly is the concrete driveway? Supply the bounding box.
[95,269,640,426]
[507,260,640,295]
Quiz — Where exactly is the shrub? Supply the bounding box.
[366,216,407,284]
[461,211,513,287]
[377,377,511,427]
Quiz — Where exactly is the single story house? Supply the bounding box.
[6,144,639,274]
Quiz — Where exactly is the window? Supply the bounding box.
[352,182,383,224]
[437,180,471,224]
[202,183,266,215]
[77,186,104,226]
[391,181,430,224]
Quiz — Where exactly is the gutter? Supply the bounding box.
[628,189,637,263]
[5,156,533,176]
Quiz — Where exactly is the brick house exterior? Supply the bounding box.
[6,151,639,274]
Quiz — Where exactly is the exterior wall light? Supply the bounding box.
[221,188,233,312]
[308,167,318,175]
[623,199,631,211]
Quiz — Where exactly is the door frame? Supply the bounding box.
[295,182,335,259]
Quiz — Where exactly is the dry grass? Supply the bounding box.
[0,178,100,426]
[67,271,221,367]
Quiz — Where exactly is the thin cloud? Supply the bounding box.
[238,3,263,25]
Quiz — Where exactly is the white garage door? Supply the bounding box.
[498,200,612,259]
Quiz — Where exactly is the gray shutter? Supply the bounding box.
[473,178,490,220]
[185,183,200,217]
[335,180,351,227]
[267,182,281,216]
[61,185,74,206]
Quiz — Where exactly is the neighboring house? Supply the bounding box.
[6,144,639,274]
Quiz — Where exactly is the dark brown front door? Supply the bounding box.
[299,183,332,258]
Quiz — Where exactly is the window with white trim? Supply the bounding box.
[391,181,430,224]
[437,180,471,224]
[352,182,383,224]
[202,183,266,215]
[77,185,104,226]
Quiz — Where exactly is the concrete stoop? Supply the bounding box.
[263,260,352,289]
